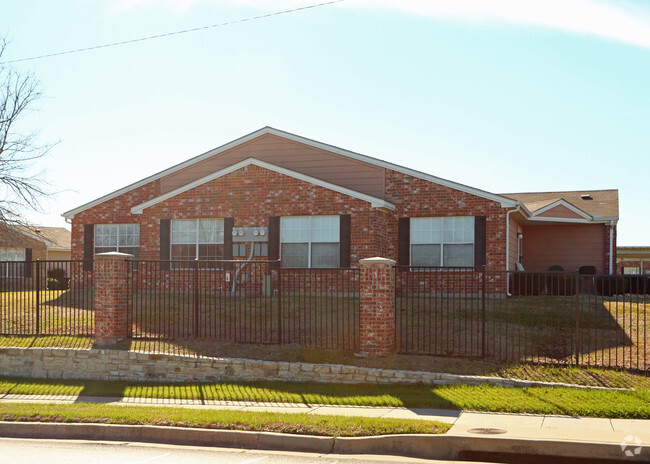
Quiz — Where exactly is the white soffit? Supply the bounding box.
[130,158,397,214]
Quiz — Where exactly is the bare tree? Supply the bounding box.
[0,38,52,242]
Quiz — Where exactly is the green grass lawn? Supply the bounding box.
[1,375,649,419]
[0,402,449,436]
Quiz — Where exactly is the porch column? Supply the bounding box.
[358,257,396,357]
[94,252,132,346]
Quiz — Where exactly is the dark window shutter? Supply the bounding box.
[83,224,94,271]
[223,217,234,270]
[160,219,170,270]
[474,216,487,268]
[339,214,351,268]
[24,248,33,278]
[398,218,410,267]
[268,216,280,270]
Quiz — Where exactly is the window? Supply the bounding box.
[411,217,474,267]
[623,267,640,275]
[281,216,339,268]
[171,219,224,265]
[95,224,140,258]
[0,248,25,277]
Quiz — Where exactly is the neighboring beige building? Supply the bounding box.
[0,225,72,262]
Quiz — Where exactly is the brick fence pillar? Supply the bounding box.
[358,257,396,357]
[94,252,132,346]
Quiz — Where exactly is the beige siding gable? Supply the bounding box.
[161,133,386,199]
[536,204,586,220]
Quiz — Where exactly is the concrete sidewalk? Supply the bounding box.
[0,392,461,423]
[2,392,650,446]
[2,393,650,461]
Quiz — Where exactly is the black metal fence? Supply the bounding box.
[0,260,94,335]
[128,260,360,351]
[396,267,649,371]
[279,268,359,351]
[2,259,649,373]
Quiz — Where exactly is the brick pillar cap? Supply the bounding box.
[359,257,396,266]
[95,252,134,259]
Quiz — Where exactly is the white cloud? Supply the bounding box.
[106,0,650,49]
[364,0,650,49]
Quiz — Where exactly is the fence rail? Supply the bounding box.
[128,260,360,351]
[2,259,649,373]
[396,267,649,371]
[0,260,94,336]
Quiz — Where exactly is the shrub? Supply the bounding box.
[46,268,69,290]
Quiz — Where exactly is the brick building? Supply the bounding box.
[63,127,618,274]
[617,247,650,275]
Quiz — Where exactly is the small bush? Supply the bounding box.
[46,268,69,290]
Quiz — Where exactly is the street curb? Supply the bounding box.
[0,421,648,462]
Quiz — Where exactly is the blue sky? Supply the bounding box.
[1,0,649,245]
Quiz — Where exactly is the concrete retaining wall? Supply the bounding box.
[0,346,615,389]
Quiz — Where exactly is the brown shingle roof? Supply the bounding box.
[500,189,618,218]
[18,226,71,251]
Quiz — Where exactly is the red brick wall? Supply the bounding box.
[71,180,163,260]
[359,258,395,356]
[94,254,129,344]
[384,170,507,269]
[618,260,649,274]
[72,164,508,269]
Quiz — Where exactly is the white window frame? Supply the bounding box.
[410,217,475,267]
[170,218,225,267]
[280,216,340,268]
[0,247,25,278]
[623,267,640,275]
[94,224,140,256]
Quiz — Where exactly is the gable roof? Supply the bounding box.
[131,158,397,214]
[0,225,72,251]
[63,127,519,219]
[501,189,619,220]
[17,226,72,251]
[530,199,593,220]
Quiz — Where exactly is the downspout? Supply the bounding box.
[505,206,521,296]
[609,219,615,275]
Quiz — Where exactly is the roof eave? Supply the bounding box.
[64,126,518,218]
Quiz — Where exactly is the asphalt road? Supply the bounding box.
[0,437,480,464]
